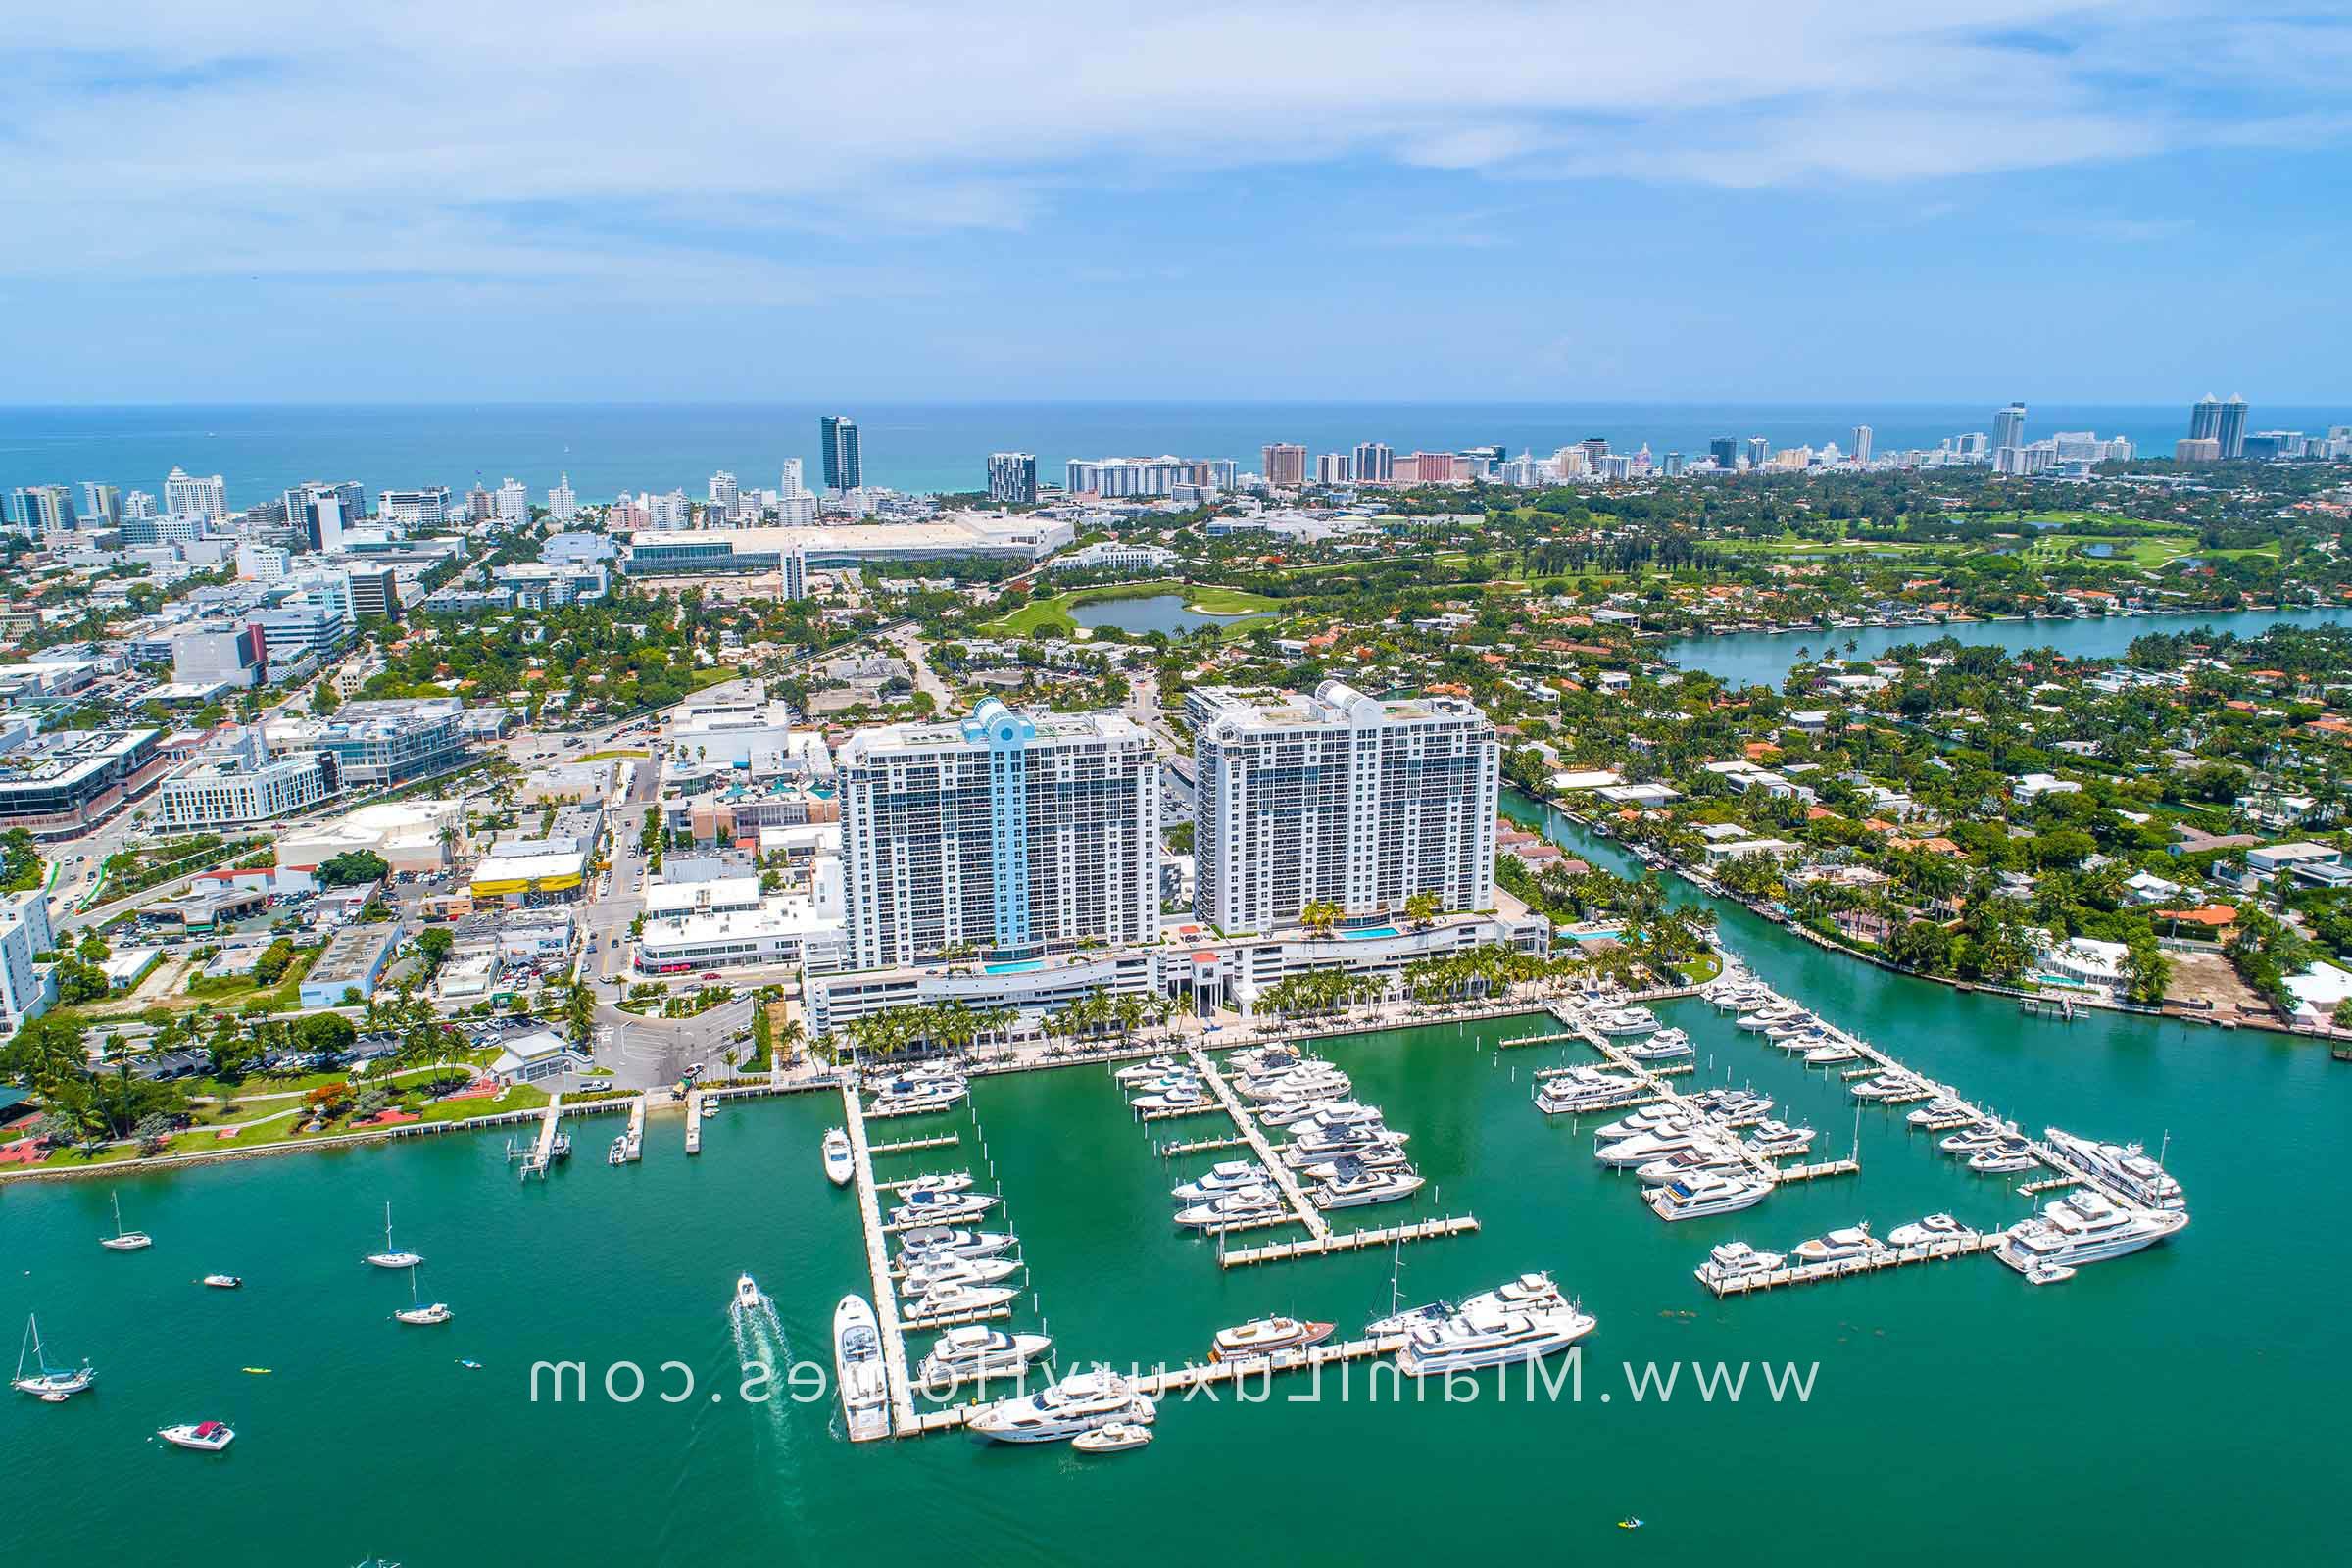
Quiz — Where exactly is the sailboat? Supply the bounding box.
[393,1266,453,1327]
[365,1202,424,1269]
[12,1314,96,1400]
[99,1192,153,1251]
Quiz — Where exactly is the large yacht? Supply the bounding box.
[967,1369,1153,1443]
[914,1326,1053,1393]
[1395,1299,1596,1375]
[1171,1161,1269,1202]
[898,1256,1021,1297]
[1644,1169,1774,1220]
[1295,1146,1412,1180]
[1533,1066,1641,1115]
[1113,1055,1185,1085]
[1634,1148,1747,1186]
[1737,1003,1805,1032]
[1238,1065,1351,1102]
[1740,1120,1816,1158]
[1622,1029,1694,1061]
[1310,1167,1425,1209]
[894,1226,1016,1258]
[1173,1186,1286,1230]
[1849,1072,1923,1102]
[902,1283,1020,1322]
[1687,1088,1773,1120]
[1285,1122,1407,1158]
[2042,1128,2185,1210]
[1693,1240,1787,1287]
[1595,1126,1729,1168]
[1129,1085,1208,1113]
[1592,1106,1695,1143]
[870,1079,968,1116]
[1886,1214,1971,1248]
[888,1191,1000,1227]
[1210,1315,1335,1361]
[2000,1190,2187,1270]
[834,1295,890,1441]
[1791,1225,1886,1265]
[1589,1005,1660,1037]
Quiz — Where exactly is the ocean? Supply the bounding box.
[5,401,2343,511]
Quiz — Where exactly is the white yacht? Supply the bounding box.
[834,1295,890,1441]
[895,1226,1016,1258]
[1688,1088,1773,1120]
[2000,1190,2186,1270]
[1295,1147,1412,1180]
[12,1315,95,1401]
[1590,1005,1660,1038]
[1763,1016,1824,1043]
[1634,1149,1747,1186]
[1210,1315,1335,1361]
[1238,1065,1351,1102]
[1905,1098,1975,1127]
[1283,1102,1386,1134]
[1173,1187,1286,1230]
[1886,1214,1971,1248]
[1283,1122,1406,1158]
[1738,1004,1805,1032]
[1939,1121,2015,1154]
[1129,1086,1208,1113]
[1622,1030,1694,1061]
[393,1266,453,1326]
[1113,1055,1185,1084]
[1170,1160,1268,1202]
[967,1369,1152,1443]
[821,1129,854,1186]
[1741,1120,1816,1158]
[915,1326,1054,1393]
[100,1193,153,1251]
[1461,1272,1567,1315]
[871,1080,968,1116]
[1791,1225,1886,1265]
[1595,1126,1728,1168]
[1532,1066,1640,1113]
[156,1421,235,1452]
[1311,1167,1425,1209]
[1124,1071,1200,1097]
[2043,1128,2185,1210]
[1967,1140,2039,1174]
[364,1202,423,1270]
[902,1283,1019,1322]
[1644,1169,1774,1220]
[1849,1073,1922,1102]
[888,1191,1000,1227]
[893,1172,975,1198]
[734,1273,763,1312]
[899,1256,1020,1297]
[1593,1106,1695,1143]
[1395,1300,1595,1375]
[1802,1042,1859,1065]
[1693,1241,1787,1286]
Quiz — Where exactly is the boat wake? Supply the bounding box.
[728,1290,792,1441]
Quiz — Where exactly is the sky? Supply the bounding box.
[4,2,2348,405]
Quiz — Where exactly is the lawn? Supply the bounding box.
[576,748,650,761]
[2015,531,2256,573]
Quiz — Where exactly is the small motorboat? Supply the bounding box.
[1209,1316,1336,1361]
[457,1359,484,1370]
[735,1273,763,1312]
[822,1129,854,1187]
[1618,1519,1644,1532]
[1070,1421,1153,1454]
[157,1420,235,1452]
[2023,1261,2077,1287]
[200,1274,243,1290]
[893,1173,975,1198]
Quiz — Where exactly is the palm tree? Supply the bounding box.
[1298,900,1342,937]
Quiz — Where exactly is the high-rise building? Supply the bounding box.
[708,471,740,514]
[2175,437,2222,463]
[286,481,365,554]
[346,566,402,622]
[1851,425,1874,465]
[836,701,1159,968]
[1708,437,1740,471]
[497,477,529,524]
[819,416,861,492]
[779,457,806,497]
[2217,395,2249,459]
[1260,444,1308,488]
[1065,456,1230,498]
[2189,395,2224,445]
[80,482,122,524]
[1581,437,1610,470]
[1315,452,1353,484]
[1661,452,1686,477]
[165,467,229,521]
[1993,402,2028,454]
[781,546,809,602]
[548,474,577,524]
[1553,445,1591,478]
[1745,436,1769,469]
[1190,682,1497,937]
[378,487,453,527]
[1351,442,1395,482]
[13,484,76,532]
[123,490,158,521]
[987,452,1039,506]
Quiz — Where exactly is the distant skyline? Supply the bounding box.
[5,3,2350,404]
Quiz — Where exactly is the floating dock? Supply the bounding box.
[1699,1231,2002,1297]
[516,1095,563,1179]
[870,1133,959,1156]
[838,1080,914,1441]
[1220,1214,1480,1269]
[1155,1133,1250,1157]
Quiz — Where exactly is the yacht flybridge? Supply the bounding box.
[1999,1190,2186,1272]
[834,1296,890,1442]
[2043,1127,2185,1210]
[1394,1298,1595,1376]
[967,1369,1154,1443]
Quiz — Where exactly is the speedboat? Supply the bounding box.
[1113,1055,1184,1085]
[902,1283,1019,1322]
[915,1326,1053,1393]
[1645,1169,1774,1220]
[1173,1187,1286,1230]
[1803,1042,1859,1065]
[100,1194,152,1251]
[967,1369,1152,1443]
[1741,1120,1816,1158]
[1849,1073,1922,1102]
[1906,1098,1975,1127]
[893,1173,975,1198]
[1170,1160,1268,1202]
[12,1315,95,1401]
[1210,1315,1336,1361]
[2043,1128,2185,1210]
[895,1227,1017,1259]
[1687,1088,1772,1119]
[1070,1421,1153,1453]
[834,1296,890,1441]
[1999,1190,2187,1271]
[899,1256,1021,1297]
[1791,1225,1886,1265]
[1590,1005,1660,1037]
[1967,1139,2039,1173]
[1886,1214,1970,1248]
[1634,1148,1747,1185]
[1622,1029,1693,1061]
[1738,1004,1804,1032]
[735,1274,763,1311]
[1939,1121,2016,1154]
[201,1274,243,1290]
[1395,1299,1595,1375]
[1130,1086,1208,1113]
[1295,1147,1412,1180]
[1311,1168,1425,1209]
[889,1190,999,1227]
[1694,1240,1787,1286]
[1595,1127,1727,1168]
[157,1421,235,1452]
[364,1202,424,1269]
[822,1129,854,1186]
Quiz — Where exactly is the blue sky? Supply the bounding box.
[4,2,2347,404]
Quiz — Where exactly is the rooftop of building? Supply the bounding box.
[1195,680,1489,734]
[838,700,1147,760]
[0,727,159,786]
[307,922,400,987]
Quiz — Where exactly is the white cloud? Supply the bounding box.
[0,1,2342,293]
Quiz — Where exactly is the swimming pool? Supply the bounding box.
[983,958,1045,974]
[1336,925,1400,941]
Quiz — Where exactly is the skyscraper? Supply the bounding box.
[987,452,1038,506]
[836,701,1159,968]
[286,481,364,553]
[1315,452,1353,484]
[165,466,228,521]
[2189,395,2224,444]
[1745,437,1769,469]
[80,482,122,524]
[548,473,577,524]
[13,485,76,531]
[1993,402,2027,454]
[1190,682,1497,937]
[779,457,806,497]
[819,416,861,491]
[1351,441,1395,482]
[1851,425,1874,464]
[1708,437,1740,470]
[1261,443,1308,487]
[781,545,808,602]
[2217,395,2249,459]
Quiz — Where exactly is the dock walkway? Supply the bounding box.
[1188,1049,1328,1241]
[838,1080,912,1440]
[1701,1231,2001,1297]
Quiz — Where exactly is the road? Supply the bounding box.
[886,623,956,714]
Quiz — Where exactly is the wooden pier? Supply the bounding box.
[870,1133,959,1156]
[1771,1156,1861,1183]
[2016,1174,2081,1197]
[1498,1030,1584,1051]
[516,1095,562,1179]
[838,1080,914,1441]
[1155,1133,1250,1157]
[1699,1230,2002,1297]
[620,1096,645,1162]
[1220,1214,1480,1268]
[1188,1049,1330,1241]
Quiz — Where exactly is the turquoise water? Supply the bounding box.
[1666,605,2352,688]
[1,795,2343,1563]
